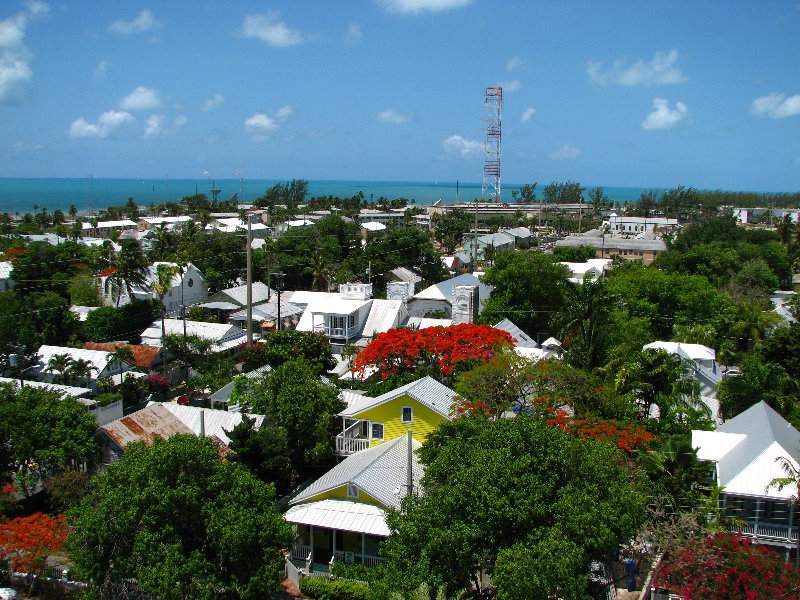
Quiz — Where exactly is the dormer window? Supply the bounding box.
[402,406,413,424]
[347,483,359,498]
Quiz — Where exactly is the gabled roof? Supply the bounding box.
[339,375,457,419]
[291,434,423,511]
[0,377,92,399]
[359,299,407,341]
[412,273,493,308]
[389,266,423,284]
[140,319,245,351]
[204,282,274,308]
[82,342,163,368]
[36,345,128,376]
[693,401,800,499]
[494,318,538,348]
[209,364,273,405]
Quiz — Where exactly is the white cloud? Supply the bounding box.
[119,86,161,111]
[550,144,581,160]
[143,114,167,139]
[0,2,47,105]
[108,9,161,35]
[378,0,473,15]
[67,110,134,139]
[520,107,536,123]
[587,49,686,86]
[174,115,188,127]
[750,93,800,119]
[641,98,688,130]
[498,79,521,92]
[240,12,303,47]
[442,135,482,157]
[377,108,412,124]
[345,22,362,44]
[506,56,522,72]
[93,60,111,79]
[201,93,225,112]
[245,106,292,141]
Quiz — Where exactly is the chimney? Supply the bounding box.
[387,281,414,304]
[451,284,479,325]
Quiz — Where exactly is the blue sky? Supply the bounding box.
[1,0,799,192]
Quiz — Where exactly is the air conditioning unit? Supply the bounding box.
[345,551,355,563]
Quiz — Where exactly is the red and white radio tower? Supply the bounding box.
[482,86,502,203]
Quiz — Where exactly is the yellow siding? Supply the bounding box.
[301,484,384,508]
[356,394,449,446]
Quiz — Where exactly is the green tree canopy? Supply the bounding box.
[479,251,570,337]
[379,415,646,600]
[67,434,293,600]
[0,384,97,490]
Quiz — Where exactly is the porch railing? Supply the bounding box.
[335,435,370,454]
[334,549,386,567]
[290,543,312,561]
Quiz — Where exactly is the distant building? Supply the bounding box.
[555,235,666,264]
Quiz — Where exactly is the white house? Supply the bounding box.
[140,319,246,353]
[603,214,679,235]
[0,261,15,291]
[693,402,800,552]
[289,283,408,347]
[35,345,134,387]
[407,273,493,319]
[100,262,208,315]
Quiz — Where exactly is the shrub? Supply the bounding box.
[299,577,371,600]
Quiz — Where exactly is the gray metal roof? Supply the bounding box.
[291,434,423,510]
[209,365,273,404]
[493,318,538,348]
[155,403,265,446]
[339,375,457,419]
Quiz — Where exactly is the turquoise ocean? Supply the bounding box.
[0,178,653,217]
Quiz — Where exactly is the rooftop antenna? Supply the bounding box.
[482,86,502,203]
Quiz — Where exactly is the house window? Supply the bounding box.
[347,483,359,498]
[187,278,194,287]
[402,406,413,424]
[348,314,356,329]
[371,422,384,440]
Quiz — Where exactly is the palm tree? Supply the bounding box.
[67,358,96,387]
[767,456,800,563]
[551,277,613,371]
[777,214,794,245]
[109,345,135,380]
[105,240,149,306]
[151,263,180,343]
[308,252,334,291]
[46,353,73,385]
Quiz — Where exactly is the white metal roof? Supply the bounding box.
[339,375,457,419]
[291,434,423,510]
[0,262,13,279]
[36,345,128,376]
[284,498,390,537]
[154,403,265,446]
[693,402,800,499]
[361,221,387,231]
[494,318,538,348]
[359,299,406,340]
[0,377,92,398]
[643,341,715,362]
[140,319,245,352]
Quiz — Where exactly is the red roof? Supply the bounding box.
[83,342,163,368]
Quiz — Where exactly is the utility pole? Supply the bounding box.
[406,429,414,497]
[246,210,253,347]
[270,271,285,331]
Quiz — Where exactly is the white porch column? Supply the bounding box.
[332,529,336,560]
[361,532,366,564]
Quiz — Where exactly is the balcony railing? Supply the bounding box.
[728,521,799,542]
[313,324,359,340]
[336,435,370,455]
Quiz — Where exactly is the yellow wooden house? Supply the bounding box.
[285,376,458,571]
[334,375,458,456]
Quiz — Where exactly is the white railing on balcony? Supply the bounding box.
[314,325,359,339]
[342,420,362,439]
[728,521,799,542]
[336,435,370,454]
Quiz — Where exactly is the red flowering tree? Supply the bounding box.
[654,532,800,600]
[544,408,655,453]
[0,512,68,579]
[352,324,514,384]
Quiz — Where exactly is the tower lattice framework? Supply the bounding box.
[481,86,502,203]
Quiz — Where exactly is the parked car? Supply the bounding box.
[0,588,19,600]
[176,392,205,407]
